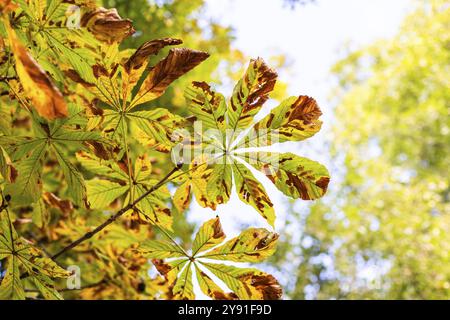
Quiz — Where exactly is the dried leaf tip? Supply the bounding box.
[81,7,135,44]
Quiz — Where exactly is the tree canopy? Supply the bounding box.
[272,0,449,299]
[0,0,329,300]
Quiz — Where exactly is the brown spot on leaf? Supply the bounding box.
[211,218,225,239]
[65,69,94,87]
[92,64,109,78]
[316,176,330,193]
[152,259,172,277]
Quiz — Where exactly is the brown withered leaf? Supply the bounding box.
[6,24,68,120]
[124,38,183,73]
[81,7,135,44]
[122,38,183,102]
[131,48,210,107]
[43,192,73,215]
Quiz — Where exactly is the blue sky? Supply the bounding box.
[185,0,413,298]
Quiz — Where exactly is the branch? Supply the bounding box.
[51,165,181,260]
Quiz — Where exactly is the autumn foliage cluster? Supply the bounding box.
[0,0,329,300]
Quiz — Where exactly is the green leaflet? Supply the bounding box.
[31,275,64,300]
[76,151,128,181]
[199,228,278,263]
[0,256,25,300]
[129,109,186,152]
[132,183,173,228]
[192,216,226,255]
[52,143,87,206]
[235,95,323,149]
[239,152,330,200]
[138,217,281,300]
[194,264,238,300]
[44,29,97,84]
[85,179,128,209]
[232,162,275,227]
[185,81,227,133]
[228,58,277,138]
[32,199,50,228]
[201,262,282,300]
[3,139,46,204]
[138,240,185,259]
[173,156,217,212]
[172,261,195,300]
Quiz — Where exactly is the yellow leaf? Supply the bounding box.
[5,22,68,120]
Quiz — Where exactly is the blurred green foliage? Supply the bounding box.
[272,0,450,299]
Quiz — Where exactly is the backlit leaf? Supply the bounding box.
[200,228,278,262]
[191,216,225,255]
[232,162,275,227]
[236,95,323,148]
[141,217,281,300]
[131,48,209,107]
[5,22,68,119]
[228,58,277,137]
[201,262,282,300]
[241,152,330,200]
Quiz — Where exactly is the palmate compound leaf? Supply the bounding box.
[137,217,282,300]
[16,0,188,151]
[0,211,70,300]
[177,58,330,226]
[77,152,173,230]
[0,105,105,206]
[62,35,207,152]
